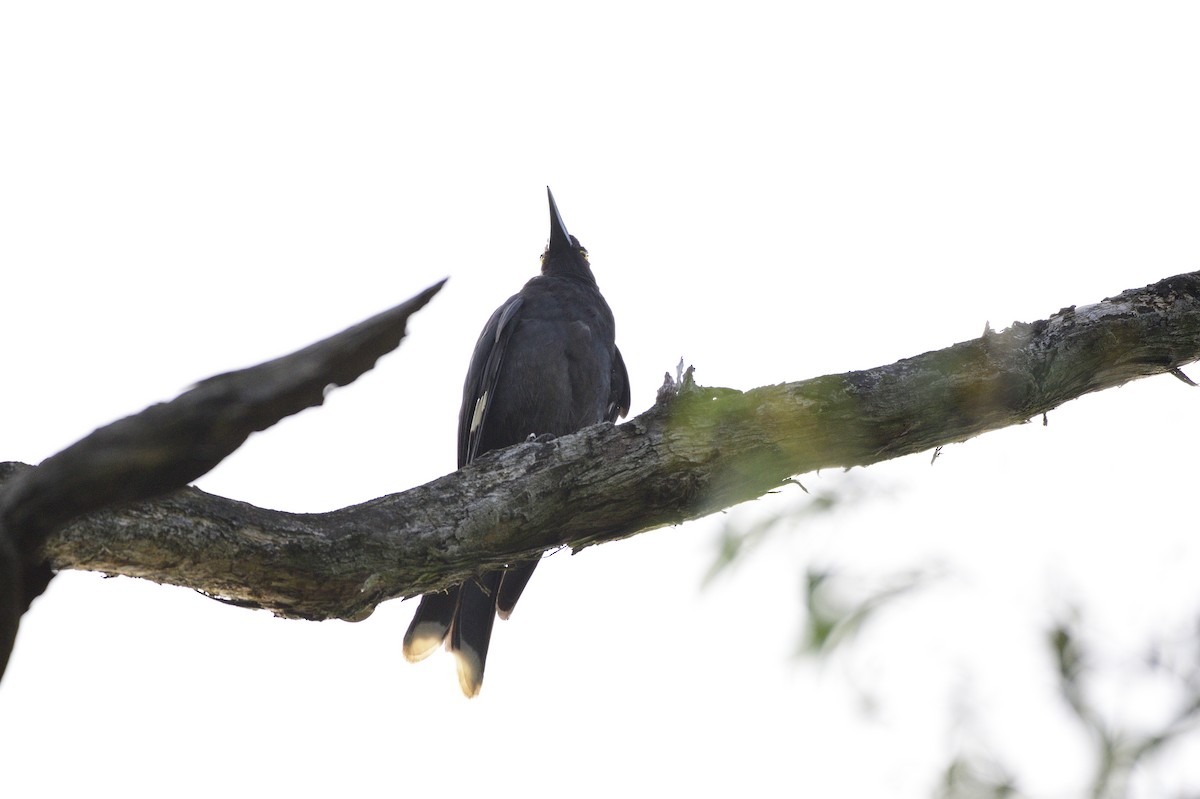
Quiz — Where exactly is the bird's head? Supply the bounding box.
[540,187,596,282]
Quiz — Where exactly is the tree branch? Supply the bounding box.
[7,271,1200,626]
[0,280,446,674]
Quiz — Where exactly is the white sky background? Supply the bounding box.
[2,3,1200,796]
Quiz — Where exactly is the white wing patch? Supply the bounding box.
[470,391,488,433]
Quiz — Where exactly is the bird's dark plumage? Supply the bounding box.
[403,188,629,696]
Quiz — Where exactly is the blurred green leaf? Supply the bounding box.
[800,565,935,658]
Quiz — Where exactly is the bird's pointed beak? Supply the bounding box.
[547,187,572,253]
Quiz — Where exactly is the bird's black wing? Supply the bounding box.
[609,345,631,422]
[458,295,525,468]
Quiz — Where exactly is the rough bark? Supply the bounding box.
[7,271,1198,624]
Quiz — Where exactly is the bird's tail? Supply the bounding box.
[403,561,541,697]
[402,572,500,698]
[402,587,458,664]
[496,560,538,619]
[448,572,501,697]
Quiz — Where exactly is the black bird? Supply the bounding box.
[403,188,630,697]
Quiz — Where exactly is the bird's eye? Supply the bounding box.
[579,247,589,262]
